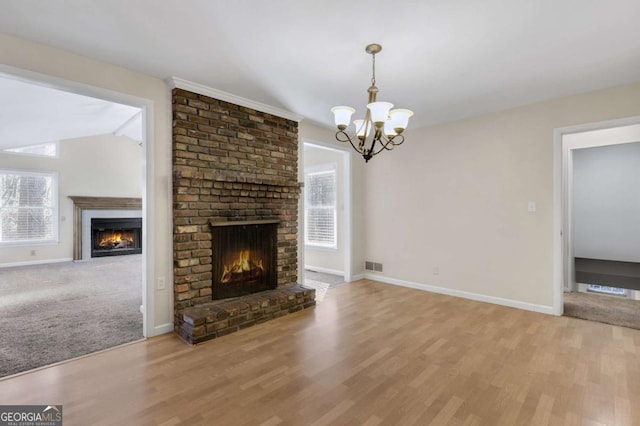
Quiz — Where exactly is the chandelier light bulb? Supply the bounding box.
[384,120,397,137]
[367,102,394,127]
[389,109,414,133]
[353,119,371,139]
[331,106,356,130]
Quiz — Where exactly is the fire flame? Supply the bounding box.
[221,250,264,283]
[99,232,133,248]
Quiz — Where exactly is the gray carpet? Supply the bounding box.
[564,291,640,330]
[0,255,143,378]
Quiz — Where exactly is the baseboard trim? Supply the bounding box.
[363,274,555,315]
[153,323,174,336]
[304,265,344,276]
[0,257,73,268]
[350,273,366,282]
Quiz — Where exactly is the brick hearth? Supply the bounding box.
[178,284,315,344]
[172,88,315,344]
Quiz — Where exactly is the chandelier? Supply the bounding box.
[331,43,414,162]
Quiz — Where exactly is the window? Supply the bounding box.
[0,170,58,245]
[305,164,337,248]
[3,142,58,157]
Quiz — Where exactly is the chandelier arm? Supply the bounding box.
[369,138,390,157]
[365,118,378,157]
[364,135,388,158]
[381,134,405,151]
[393,134,405,146]
[335,130,365,155]
[367,134,406,157]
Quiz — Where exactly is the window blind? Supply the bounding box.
[305,169,337,247]
[0,171,56,243]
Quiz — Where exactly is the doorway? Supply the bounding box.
[554,118,640,328]
[301,140,352,300]
[0,70,151,377]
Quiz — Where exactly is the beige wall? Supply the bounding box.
[362,80,640,311]
[0,33,173,335]
[0,134,142,265]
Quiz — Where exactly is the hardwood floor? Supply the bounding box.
[1,280,639,425]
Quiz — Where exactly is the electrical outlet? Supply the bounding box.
[157,277,166,290]
[30,250,36,256]
[433,266,439,275]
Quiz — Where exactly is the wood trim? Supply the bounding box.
[69,196,142,260]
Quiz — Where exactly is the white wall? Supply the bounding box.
[363,80,640,312]
[0,33,173,335]
[303,145,345,273]
[0,134,142,265]
[572,141,640,262]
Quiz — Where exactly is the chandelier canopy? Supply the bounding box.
[331,43,413,162]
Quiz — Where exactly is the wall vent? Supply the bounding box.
[365,261,383,272]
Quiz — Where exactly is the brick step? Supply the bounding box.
[176,284,315,344]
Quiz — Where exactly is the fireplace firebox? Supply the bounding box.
[211,220,278,300]
[91,217,142,258]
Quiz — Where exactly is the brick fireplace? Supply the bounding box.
[172,88,315,344]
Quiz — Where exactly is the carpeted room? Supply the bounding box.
[0,82,146,377]
[0,256,143,377]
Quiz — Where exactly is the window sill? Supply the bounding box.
[305,244,338,253]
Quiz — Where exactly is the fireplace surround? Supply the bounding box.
[69,196,142,261]
[172,89,314,344]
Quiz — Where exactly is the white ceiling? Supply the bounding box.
[0,75,141,149]
[1,0,639,131]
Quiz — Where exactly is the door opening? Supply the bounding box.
[0,67,151,377]
[301,140,352,298]
[554,118,640,316]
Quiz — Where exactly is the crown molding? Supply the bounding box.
[168,77,303,122]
